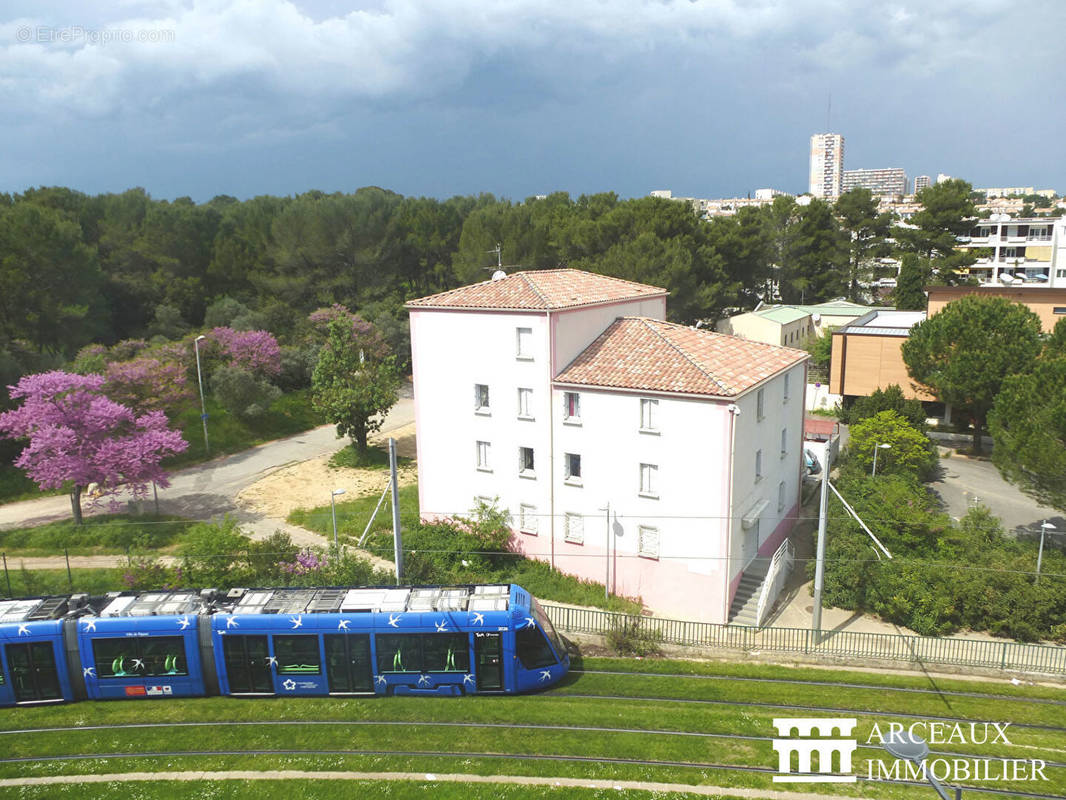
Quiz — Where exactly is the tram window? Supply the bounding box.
[273,635,321,675]
[92,636,188,678]
[515,626,557,669]
[422,633,469,672]
[376,634,422,673]
[140,637,187,676]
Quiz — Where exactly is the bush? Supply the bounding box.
[210,364,281,420]
[277,344,320,391]
[606,617,663,656]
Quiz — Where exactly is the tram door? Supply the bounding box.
[324,634,372,694]
[4,643,62,702]
[474,632,502,691]
[222,635,273,694]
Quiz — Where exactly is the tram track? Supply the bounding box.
[568,668,1066,707]
[553,691,1066,734]
[0,747,1060,800]
[0,719,1061,768]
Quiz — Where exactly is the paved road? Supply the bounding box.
[0,398,415,533]
[930,451,1065,538]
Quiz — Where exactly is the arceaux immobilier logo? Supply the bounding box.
[772,717,1048,784]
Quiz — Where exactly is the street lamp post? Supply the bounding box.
[883,729,960,800]
[871,442,891,477]
[1036,520,1055,585]
[330,489,346,549]
[193,335,210,455]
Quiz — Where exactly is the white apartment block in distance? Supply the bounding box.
[841,168,907,198]
[913,175,932,193]
[958,215,1066,286]
[808,133,844,199]
[407,269,809,624]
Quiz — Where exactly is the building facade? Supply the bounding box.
[957,215,1066,286]
[828,310,933,402]
[913,175,932,193]
[408,270,808,623]
[841,168,907,197]
[808,133,844,199]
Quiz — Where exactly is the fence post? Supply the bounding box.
[1001,640,1009,671]
[65,548,74,592]
[2,553,9,597]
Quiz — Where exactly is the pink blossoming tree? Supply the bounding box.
[103,356,193,416]
[208,327,281,377]
[0,371,188,524]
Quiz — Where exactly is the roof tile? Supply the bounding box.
[555,318,808,397]
[406,269,666,311]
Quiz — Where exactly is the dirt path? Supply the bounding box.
[0,769,856,799]
[234,423,418,522]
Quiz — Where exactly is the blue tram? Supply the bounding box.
[0,584,569,707]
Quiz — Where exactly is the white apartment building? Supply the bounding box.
[913,175,932,193]
[841,168,907,198]
[808,133,844,199]
[958,215,1066,286]
[407,270,809,624]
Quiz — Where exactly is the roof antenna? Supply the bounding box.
[484,243,507,281]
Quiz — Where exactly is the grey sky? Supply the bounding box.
[1,0,1062,201]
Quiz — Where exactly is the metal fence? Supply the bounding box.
[543,603,1066,676]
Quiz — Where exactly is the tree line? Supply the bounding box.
[0,180,979,385]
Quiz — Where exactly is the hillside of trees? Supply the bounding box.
[0,185,915,379]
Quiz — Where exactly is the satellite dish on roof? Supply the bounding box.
[491,270,507,281]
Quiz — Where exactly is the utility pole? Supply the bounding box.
[389,437,404,582]
[811,443,831,640]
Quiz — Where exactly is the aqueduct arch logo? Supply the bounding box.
[771,717,858,783]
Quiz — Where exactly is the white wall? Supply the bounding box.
[545,387,733,618]
[411,308,553,522]
[728,362,807,586]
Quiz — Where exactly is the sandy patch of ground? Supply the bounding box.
[236,423,418,520]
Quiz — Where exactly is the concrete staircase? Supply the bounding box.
[727,557,771,627]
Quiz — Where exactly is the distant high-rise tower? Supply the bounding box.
[913,175,932,194]
[809,134,844,199]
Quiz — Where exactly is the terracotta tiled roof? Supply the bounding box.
[405,269,667,311]
[554,318,809,397]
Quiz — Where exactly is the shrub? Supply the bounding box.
[210,364,281,420]
[606,617,663,657]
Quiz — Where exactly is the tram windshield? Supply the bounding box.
[532,598,565,658]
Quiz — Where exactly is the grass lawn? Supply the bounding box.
[0,566,128,597]
[164,390,325,469]
[0,514,199,557]
[329,443,412,471]
[0,657,1061,799]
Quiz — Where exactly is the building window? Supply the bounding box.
[516,327,533,359]
[564,512,584,544]
[639,398,658,432]
[778,481,787,512]
[518,446,535,477]
[781,427,788,457]
[564,453,582,484]
[519,504,538,535]
[783,373,790,401]
[638,526,660,559]
[1055,306,1066,314]
[474,383,490,414]
[476,441,491,472]
[757,388,765,421]
[755,449,762,482]
[639,463,658,498]
[563,391,581,423]
[517,387,533,419]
